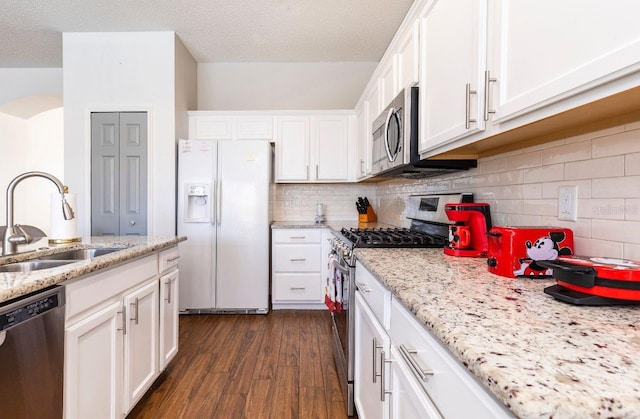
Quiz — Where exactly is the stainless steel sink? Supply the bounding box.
[0,260,75,272]
[38,247,125,261]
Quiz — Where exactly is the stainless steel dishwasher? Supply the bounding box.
[0,285,65,418]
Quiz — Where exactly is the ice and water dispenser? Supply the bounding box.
[183,183,211,222]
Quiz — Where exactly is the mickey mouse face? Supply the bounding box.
[526,237,559,261]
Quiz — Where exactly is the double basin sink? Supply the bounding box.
[0,247,126,273]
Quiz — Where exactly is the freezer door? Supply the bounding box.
[177,140,217,310]
[216,140,271,310]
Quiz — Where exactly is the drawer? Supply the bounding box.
[274,245,321,272]
[273,229,322,244]
[159,246,180,273]
[389,297,512,418]
[273,274,323,302]
[355,261,390,328]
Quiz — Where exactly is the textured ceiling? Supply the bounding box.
[0,0,414,67]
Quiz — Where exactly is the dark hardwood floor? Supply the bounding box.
[127,310,351,419]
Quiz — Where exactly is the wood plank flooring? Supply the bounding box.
[127,310,351,419]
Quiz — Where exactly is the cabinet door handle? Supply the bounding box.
[399,344,434,382]
[373,338,383,383]
[315,164,319,180]
[130,298,140,325]
[290,258,306,262]
[165,279,172,304]
[360,159,365,175]
[465,83,477,129]
[356,281,371,293]
[118,306,127,335]
[484,70,497,121]
[380,351,392,402]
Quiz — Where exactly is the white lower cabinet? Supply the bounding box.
[123,280,159,413]
[389,345,441,419]
[64,247,180,418]
[354,291,390,419]
[65,301,123,419]
[159,268,179,370]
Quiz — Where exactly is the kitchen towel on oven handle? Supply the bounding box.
[325,253,344,313]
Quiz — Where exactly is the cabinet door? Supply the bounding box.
[419,0,487,154]
[276,116,310,182]
[236,116,274,140]
[355,292,390,419]
[396,20,420,91]
[379,58,397,110]
[389,346,442,419]
[65,301,123,419]
[192,116,233,140]
[123,280,159,413]
[489,0,640,124]
[354,103,368,180]
[313,116,349,181]
[159,269,179,371]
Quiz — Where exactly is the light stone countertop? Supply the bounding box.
[0,235,186,304]
[354,247,640,419]
[271,220,395,230]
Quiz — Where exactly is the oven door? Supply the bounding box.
[329,257,355,416]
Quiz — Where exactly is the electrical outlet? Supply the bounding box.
[558,185,578,221]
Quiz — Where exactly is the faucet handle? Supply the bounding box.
[8,224,33,245]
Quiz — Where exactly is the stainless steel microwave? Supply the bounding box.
[371,86,477,179]
[371,89,408,175]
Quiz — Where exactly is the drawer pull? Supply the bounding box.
[373,338,383,383]
[290,258,307,262]
[381,351,392,402]
[289,236,306,239]
[166,255,180,262]
[290,287,306,291]
[399,344,434,382]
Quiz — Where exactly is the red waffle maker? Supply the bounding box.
[538,256,640,305]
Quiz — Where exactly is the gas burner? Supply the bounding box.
[339,227,447,249]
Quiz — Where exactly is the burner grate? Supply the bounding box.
[340,227,446,248]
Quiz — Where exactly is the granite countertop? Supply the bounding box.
[355,248,640,419]
[0,235,186,304]
[271,220,395,230]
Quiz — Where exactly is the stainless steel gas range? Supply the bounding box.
[327,193,472,416]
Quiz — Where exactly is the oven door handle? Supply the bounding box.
[331,259,350,275]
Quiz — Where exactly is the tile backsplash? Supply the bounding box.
[273,120,640,260]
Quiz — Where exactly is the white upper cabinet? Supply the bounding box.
[314,115,350,181]
[488,0,640,124]
[380,57,398,110]
[274,113,353,183]
[188,113,274,140]
[419,0,488,154]
[276,116,310,181]
[397,20,420,91]
[354,102,369,180]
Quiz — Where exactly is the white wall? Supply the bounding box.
[0,108,64,234]
[63,32,181,237]
[0,68,62,106]
[175,36,198,141]
[197,62,377,110]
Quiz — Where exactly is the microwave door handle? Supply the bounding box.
[384,108,396,162]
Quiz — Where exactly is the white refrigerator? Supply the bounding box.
[177,139,271,313]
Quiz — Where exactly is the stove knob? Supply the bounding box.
[487,258,497,268]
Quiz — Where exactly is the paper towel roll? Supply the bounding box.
[49,193,80,244]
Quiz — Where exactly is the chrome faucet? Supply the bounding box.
[2,171,75,255]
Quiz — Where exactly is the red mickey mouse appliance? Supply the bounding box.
[487,226,574,278]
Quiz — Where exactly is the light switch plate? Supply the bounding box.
[558,185,578,221]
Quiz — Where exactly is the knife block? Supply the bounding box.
[358,206,377,223]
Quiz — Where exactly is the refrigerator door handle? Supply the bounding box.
[211,179,216,225]
[217,178,222,225]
